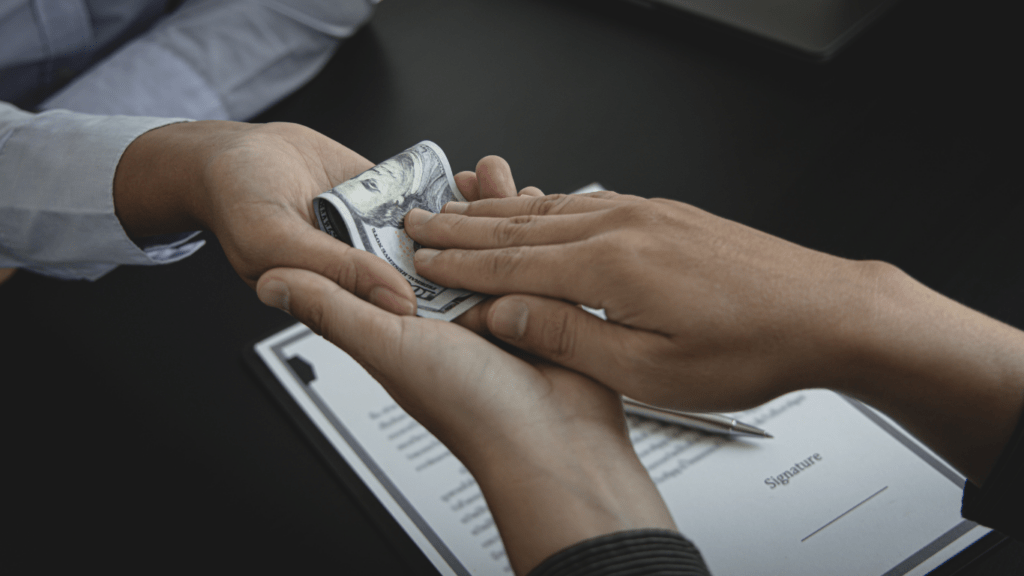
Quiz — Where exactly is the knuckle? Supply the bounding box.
[857,259,905,289]
[507,214,536,226]
[306,281,350,343]
[487,247,526,278]
[438,213,470,242]
[303,293,330,338]
[534,194,575,216]
[607,202,680,240]
[616,193,647,202]
[539,307,579,361]
[491,216,535,245]
[859,259,901,279]
[649,197,679,208]
[618,201,658,224]
[325,255,361,292]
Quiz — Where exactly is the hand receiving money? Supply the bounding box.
[403,178,1024,486]
[256,155,676,575]
[404,189,871,412]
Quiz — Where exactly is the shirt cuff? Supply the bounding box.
[0,108,202,280]
[962,406,1024,541]
[527,529,711,576]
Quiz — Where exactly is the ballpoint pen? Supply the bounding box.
[622,397,773,438]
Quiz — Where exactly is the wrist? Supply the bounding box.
[820,260,919,397]
[835,261,1024,483]
[113,120,247,238]
[466,417,676,575]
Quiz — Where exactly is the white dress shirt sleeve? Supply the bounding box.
[41,0,377,120]
[0,1,375,280]
[0,102,202,280]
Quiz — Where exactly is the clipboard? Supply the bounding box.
[244,329,444,575]
[244,322,1006,575]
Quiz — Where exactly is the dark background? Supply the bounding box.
[3,0,1021,572]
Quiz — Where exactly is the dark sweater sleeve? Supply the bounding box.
[527,529,711,576]
[961,408,1024,541]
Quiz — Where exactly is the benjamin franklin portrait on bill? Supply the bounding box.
[335,143,454,230]
[314,141,483,318]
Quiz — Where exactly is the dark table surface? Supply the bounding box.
[4,0,1022,572]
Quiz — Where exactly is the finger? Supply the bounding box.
[573,190,648,204]
[287,134,415,314]
[256,268,404,374]
[259,269,549,442]
[519,186,544,197]
[486,295,669,399]
[475,156,518,199]
[441,192,622,219]
[278,225,417,315]
[454,171,480,201]
[414,243,596,301]
[406,208,608,249]
[452,297,496,335]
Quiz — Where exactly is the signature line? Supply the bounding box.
[801,486,888,542]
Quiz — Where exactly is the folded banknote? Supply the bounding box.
[313,141,485,321]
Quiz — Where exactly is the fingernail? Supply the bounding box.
[415,248,440,265]
[490,298,529,341]
[258,279,291,313]
[443,202,468,214]
[406,208,433,227]
[370,286,417,316]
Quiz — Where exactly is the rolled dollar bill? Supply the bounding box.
[313,141,485,321]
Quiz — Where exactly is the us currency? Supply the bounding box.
[313,141,485,321]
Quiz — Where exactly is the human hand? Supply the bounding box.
[255,266,675,575]
[113,124,544,315]
[404,184,1024,485]
[114,121,420,313]
[403,189,880,411]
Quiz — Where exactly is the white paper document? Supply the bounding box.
[254,323,990,575]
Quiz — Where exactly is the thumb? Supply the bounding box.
[256,268,402,371]
[276,226,417,317]
[486,295,667,399]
